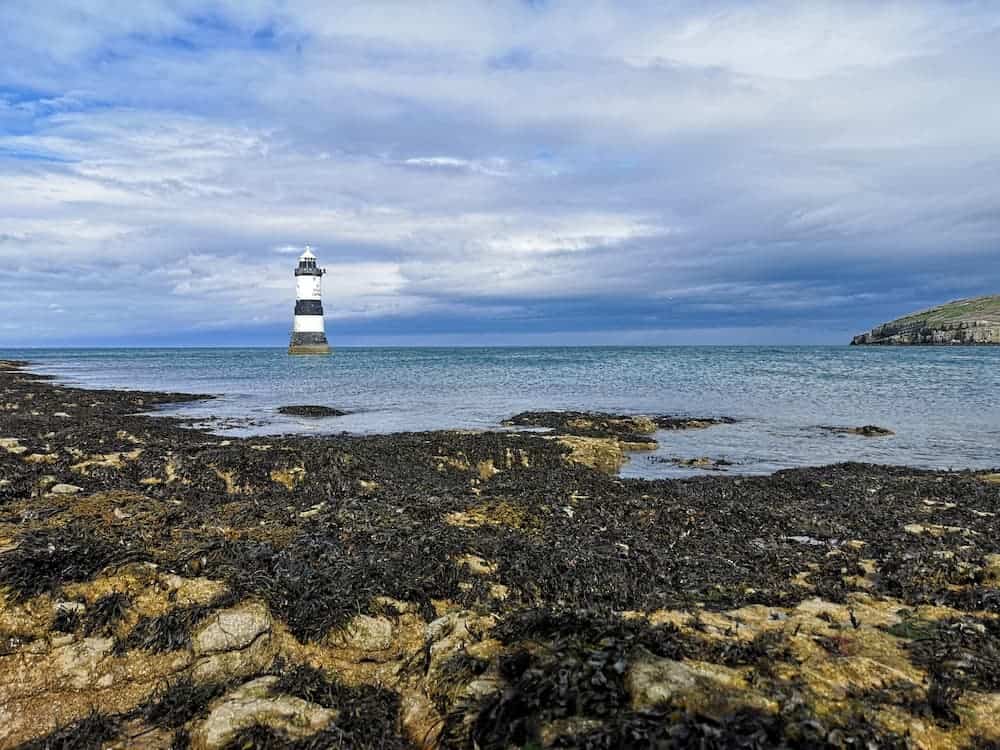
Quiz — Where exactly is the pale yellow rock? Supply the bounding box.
[626,648,773,716]
[53,637,116,690]
[212,467,242,494]
[358,479,380,494]
[983,554,1000,584]
[436,453,471,472]
[401,689,443,749]
[49,483,83,495]
[423,611,502,714]
[904,523,974,538]
[190,677,337,750]
[477,459,499,480]
[557,435,627,473]
[192,632,277,682]
[330,614,394,652]
[489,583,510,600]
[193,602,272,656]
[0,437,26,454]
[298,502,326,519]
[444,501,530,530]
[270,465,305,490]
[71,448,143,474]
[24,453,58,464]
[455,554,498,576]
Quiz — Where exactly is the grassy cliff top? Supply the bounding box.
[885,295,1000,327]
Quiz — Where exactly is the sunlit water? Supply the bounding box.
[3,346,997,478]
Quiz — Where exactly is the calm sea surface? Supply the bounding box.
[3,347,997,478]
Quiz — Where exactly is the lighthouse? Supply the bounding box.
[288,246,331,355]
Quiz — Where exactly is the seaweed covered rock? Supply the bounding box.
[189,676,338,749]
[502,410,659,440]
[277,405,348,417]
[820,425,896,437]
[654,415,738,430]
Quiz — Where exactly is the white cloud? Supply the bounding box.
[0,1,998,344]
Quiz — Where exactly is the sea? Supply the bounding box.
[3,346,998,479]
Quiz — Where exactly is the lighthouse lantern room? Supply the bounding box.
[288,246,331,355]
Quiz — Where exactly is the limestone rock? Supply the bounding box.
[331,614,394,652]
[191,633,275,682]
[193,602,272,656]
[0,437,27,455]
[557,436,627,474]
[425,611,500,702]
[53,637,116,690]
[626,647,772,717]
[189,677,337,750]
[49,483,83,495]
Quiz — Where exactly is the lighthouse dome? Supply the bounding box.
[299,246,317,261]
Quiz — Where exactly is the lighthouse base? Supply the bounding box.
[288,332,331,355]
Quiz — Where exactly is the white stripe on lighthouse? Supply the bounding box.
[293,314,325,333]
[296,275,322,300]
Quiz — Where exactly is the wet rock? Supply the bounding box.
[503,410,659,441]
[657,456,734,470]
[277,405,348,417]
[820,425,896,437]
[189,676,337,750]
[654,416,738,430]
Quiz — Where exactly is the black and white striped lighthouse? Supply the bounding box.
[288,246,331,355]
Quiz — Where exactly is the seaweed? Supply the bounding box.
[847,678,959,727]
[206,528,462,641]
[124,592,236,653]
[4,360,1000,748]
[554,704,909,750]
[82,591,131,637]
[0,522,130,602]
[52,607,82,633]
[15,710,120,750]
[272,663,411,748]
[906,616,1000,692]
[141,676,235,728]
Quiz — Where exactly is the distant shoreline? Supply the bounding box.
[852,295,1000,345]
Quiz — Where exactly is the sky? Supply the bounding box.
[1,0,999,347]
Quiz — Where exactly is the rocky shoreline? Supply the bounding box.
[851,296,1000,345]
[1,360,1000,749]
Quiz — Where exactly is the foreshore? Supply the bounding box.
[1,360,999,749]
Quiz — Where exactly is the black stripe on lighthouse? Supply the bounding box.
[294,299,324,315]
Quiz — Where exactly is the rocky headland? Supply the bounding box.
[1,361,1000,748]
[852,296,1000,345]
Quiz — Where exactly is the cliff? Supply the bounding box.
[851,295,1000,345]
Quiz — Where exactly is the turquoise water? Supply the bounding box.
[3,346,998,478]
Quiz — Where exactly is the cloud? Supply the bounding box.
[1,0,999,346]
